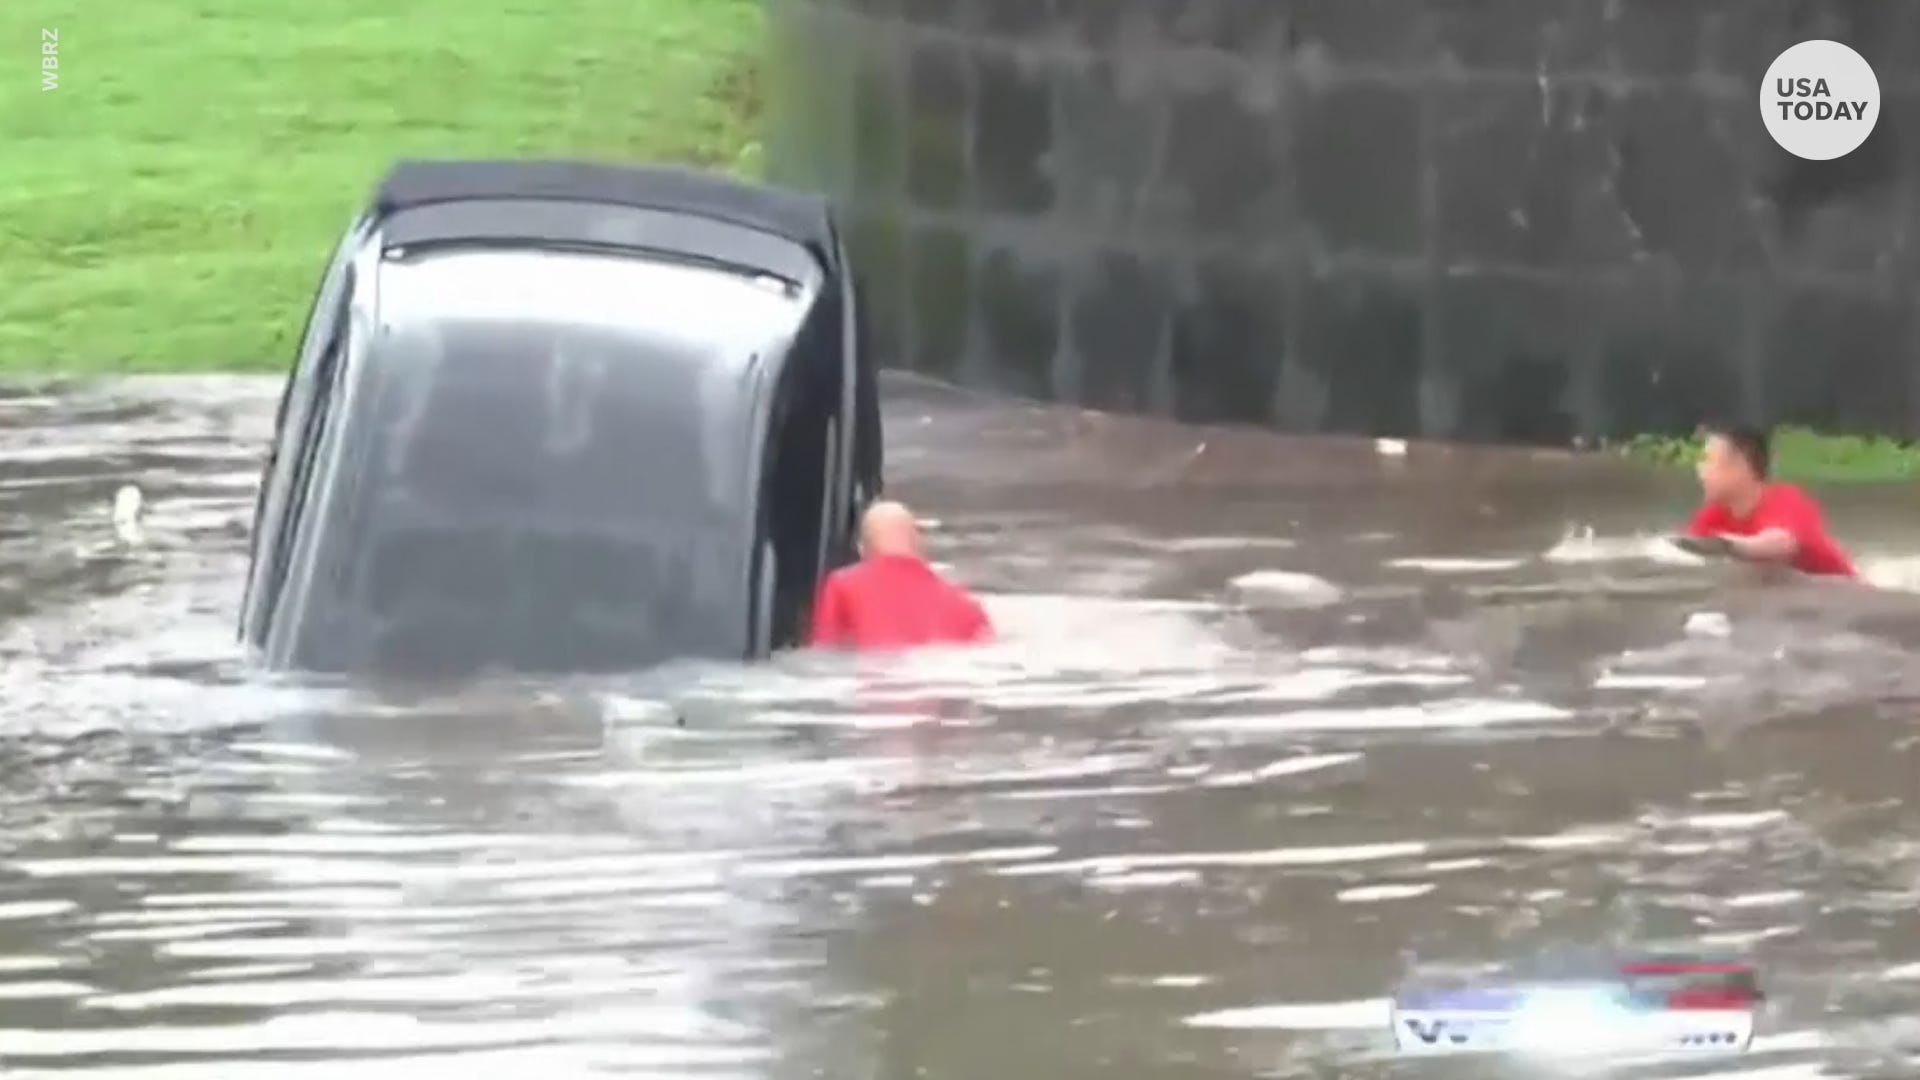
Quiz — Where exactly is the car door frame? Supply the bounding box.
[238,221,369,650]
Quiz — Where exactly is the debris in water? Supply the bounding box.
[1230,569,1344,609]
[111,484,145,547]
[1685,611,1731,638]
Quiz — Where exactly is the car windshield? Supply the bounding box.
[278,246,810,675]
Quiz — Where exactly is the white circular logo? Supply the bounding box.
[1761,40,1879,160]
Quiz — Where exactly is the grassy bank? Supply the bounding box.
[1617,427,1920,483]
[0,0,764,372]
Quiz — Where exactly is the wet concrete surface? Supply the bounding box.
[1,373,1919,1078]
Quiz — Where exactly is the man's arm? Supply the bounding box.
[1723,490,1817,565]
[1724,528,1798,564]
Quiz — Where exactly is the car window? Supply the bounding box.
[241,260,356,645]
[256,316,350,631]
[273,247,805,673]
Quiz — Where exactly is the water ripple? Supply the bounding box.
[1,376,1917,1077]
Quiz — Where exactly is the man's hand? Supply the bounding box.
[1721,528,1798,564]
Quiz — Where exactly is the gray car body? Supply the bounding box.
[239,162,879,677]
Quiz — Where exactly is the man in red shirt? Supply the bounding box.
[808,500,994,651]
[1684,424,1856,578]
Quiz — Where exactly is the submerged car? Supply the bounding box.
[239,159,884,676]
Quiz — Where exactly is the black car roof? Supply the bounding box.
[372,159,838,258]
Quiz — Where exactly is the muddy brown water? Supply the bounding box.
[1,373,1918,1079]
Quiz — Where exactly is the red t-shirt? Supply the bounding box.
[808,554,994,651]
[1685,483,1856,578]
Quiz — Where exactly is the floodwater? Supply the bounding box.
[2,373,1919,1079]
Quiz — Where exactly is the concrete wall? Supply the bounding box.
[763,0,1920,444]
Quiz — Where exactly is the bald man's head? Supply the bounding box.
[860,500,921,558]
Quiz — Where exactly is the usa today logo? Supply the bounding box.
[1761,40,1879,160]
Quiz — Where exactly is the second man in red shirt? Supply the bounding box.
[1684,424,1856,578]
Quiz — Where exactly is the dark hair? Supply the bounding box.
[1700,423,1770,479]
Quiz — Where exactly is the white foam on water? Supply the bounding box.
[985,592,1225,616]
[159,937,438,960]
[1858,552,1920,593]
[1685,611,1732,637]
[494,879,726,905]
[995,841,1428,879]
[1088,870,1201,891]
[0,900,76,921]
[1543,527,1704,567]
[1197,670,1471,704]
[83,969,694,1013]
[1697,926,1797,948]
[1336,882,1435,902]
[0,1046,751,1080]
[964,673,1243,710]
[0,1006,774,1059]
[16,850,759,890]
[1179,698,1571,733]
[1721,890,1804,909]
[1671,810,1789,831]
[1184,997,1390,1030]
[185,963,318,982]
[0,982,93,1001]
[918,754,1154,788]
[1693,1062,1830,1080]
[143,888,406,909]
[241,742,356,762]
[1387,556,1528,573]
[1230,569,1344,608]
[993,783,1184,801]
[89,920,292,944]
[171,833,552,856]
[1143,535,1297,553]
[1298,645,1456,670]
[738,845,1058,880]
[1504,826,1631,851]
[0,958,68,975]
[1201,668,1366,704]
[857,874,918,890]
[564,759,917,791]
[1423,857,1494,873]
[95,906,485,928]
[1198,752,1363,788]
[1594,672,1709,690]
[749,707,928,730]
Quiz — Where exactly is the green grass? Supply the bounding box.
[0,0,765,372]
[1617,426,1920,483]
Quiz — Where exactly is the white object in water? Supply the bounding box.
[1230,569,1344,609]
[111,484,146,547]
[1685,611,1731,638]
[1375,438,1408,457]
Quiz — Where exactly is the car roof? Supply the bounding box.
[372,159,838,258]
